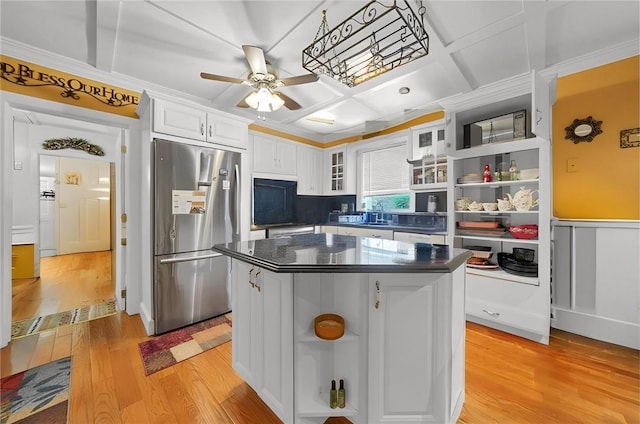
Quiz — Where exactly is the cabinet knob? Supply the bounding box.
[201,123,205,136]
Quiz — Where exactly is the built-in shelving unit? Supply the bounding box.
[444,70,555,344]
[293,273,367,422]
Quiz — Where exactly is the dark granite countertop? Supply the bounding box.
[325,223,448,235]
[213,233,471,273]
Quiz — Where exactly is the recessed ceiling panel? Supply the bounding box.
[152,1,319,52]
[452,24,529,88]
[0,1,88,63]
[426,0,523,46]
[546,1,640,65]
[114,2,242,99]
[353,62,460,115]
[294,98,380,135]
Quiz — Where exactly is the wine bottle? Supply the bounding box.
[330,379,337,409]
[338,379,346,408]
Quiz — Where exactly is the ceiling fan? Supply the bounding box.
[200,45,319,113]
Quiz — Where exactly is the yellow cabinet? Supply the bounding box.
[11,244,34,279]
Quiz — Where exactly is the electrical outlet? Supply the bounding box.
[566,158,578,173]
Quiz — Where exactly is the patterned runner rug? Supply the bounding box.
[138,313,232,375]
[0,356,71,424]
[11,299,117,339]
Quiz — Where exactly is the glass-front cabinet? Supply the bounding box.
[330,149,344,191]
[409,121,448,190]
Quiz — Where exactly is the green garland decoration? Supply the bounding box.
[42,137,105,156]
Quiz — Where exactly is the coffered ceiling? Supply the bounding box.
[1,1,638,142]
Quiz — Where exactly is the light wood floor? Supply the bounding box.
[11,250,114,321]
[2,313,637,424]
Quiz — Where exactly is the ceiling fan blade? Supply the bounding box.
[279,74,319,86]
[200,72,245,84]
[236,96,251,108]
[275,92,302,110]
[242,45,268,77]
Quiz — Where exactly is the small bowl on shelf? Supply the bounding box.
[482,202,498,211]
[512,247,535,262]
[508,224,539,239]
[468,201,484,211]
[314,313,345,340]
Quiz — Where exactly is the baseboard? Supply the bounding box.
[551,308,639,350]
[139,302,155,336]
[466,315,550,345]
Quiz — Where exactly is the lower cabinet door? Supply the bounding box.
[254,269,294,424]
[231,260,256,385]
[368,274,448,423]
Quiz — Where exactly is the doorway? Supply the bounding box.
[9,111,121,326]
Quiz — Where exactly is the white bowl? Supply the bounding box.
[482,202,498,211]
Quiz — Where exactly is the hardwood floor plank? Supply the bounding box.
[69,321,95,424]
[88,317,123,424]
[0,333,39,378]
[27,329,56,368]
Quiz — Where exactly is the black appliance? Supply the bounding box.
[253,178,297,226]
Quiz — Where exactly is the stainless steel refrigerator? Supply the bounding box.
[152,138,241,334]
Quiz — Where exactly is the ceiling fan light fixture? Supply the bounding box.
[270,93,285,111]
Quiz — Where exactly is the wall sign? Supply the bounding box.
[0,55,140,118]
[620,128,640,149]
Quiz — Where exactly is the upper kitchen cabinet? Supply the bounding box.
[137,91,249,149]
[296,144,323,195]
[324,146,356,195]
[252,134,297,176]
[408,120,448,191]
[444,70,556,153]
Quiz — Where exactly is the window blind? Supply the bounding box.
[361,144,409,196]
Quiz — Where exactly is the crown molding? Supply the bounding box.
[541,39,639,79]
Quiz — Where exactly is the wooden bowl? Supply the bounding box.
[314,314,345,340]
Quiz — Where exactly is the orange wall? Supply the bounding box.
[552,56,640,220]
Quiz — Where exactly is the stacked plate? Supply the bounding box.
[464,245,498,269]
[457,173,483,184]
[497,252,538,277]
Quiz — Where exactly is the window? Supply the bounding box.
[359,143,411,212]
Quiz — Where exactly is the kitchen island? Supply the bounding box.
[213,233,471,424]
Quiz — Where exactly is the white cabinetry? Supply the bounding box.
[393,231,446,245]
[253,134,297,176]
[446,71,555,344]
[231,260,293,423]
[323,146,356,194]
[297,145,323,195]
[368,269,465,423]
[409,121,448,190]
[315,225,339,234]
[337,226,393,240]
[153,98,248,149]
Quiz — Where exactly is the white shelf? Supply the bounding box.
[455,178,539,188]
[298,394,358,418]
[297,329,360,343]
[455,234,539,244]
[466,267,539,286]
[455,210,539,215]
[452,137,544,158]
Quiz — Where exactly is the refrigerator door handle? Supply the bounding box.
[235,163,241,235]
[159,252,223,264]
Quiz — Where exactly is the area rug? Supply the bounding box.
[138,313,232,376]
[11,299,117,339]
[0,356,71,424]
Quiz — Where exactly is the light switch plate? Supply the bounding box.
[566,158,578,173]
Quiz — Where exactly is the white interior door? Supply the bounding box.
[56,157,111,255]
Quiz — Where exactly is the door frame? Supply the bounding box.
[1,92,140,347]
